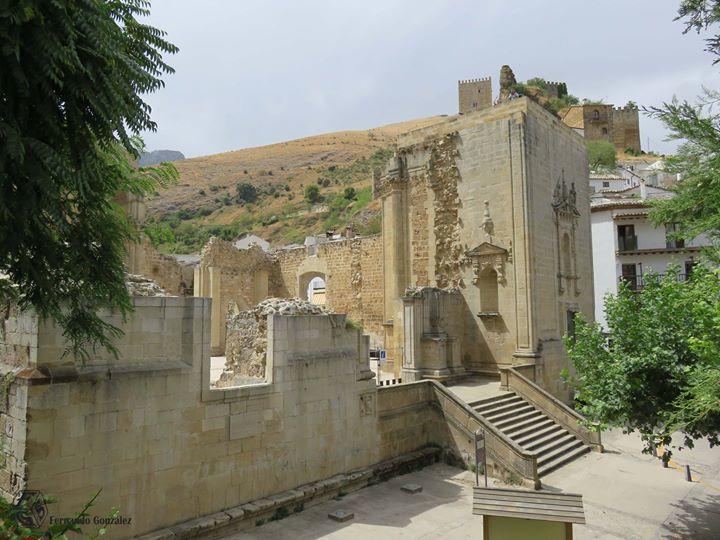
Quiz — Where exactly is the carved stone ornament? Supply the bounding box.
[552,170,580,216]
[360,392,375,416]
[466,242,509,285]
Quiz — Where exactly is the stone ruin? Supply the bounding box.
[125,273,169,297]
[216,297,329,387]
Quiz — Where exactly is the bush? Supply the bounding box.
[343,187,357,201]
[304,184,322,204]
[235,182,258,204]
[586,139,617,170]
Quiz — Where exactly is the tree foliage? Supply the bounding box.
[647,1,720,258]
[567,266,720,458]
[585,139,617,170]
[304,184,322,204]
[0,1,177,357]
[235,182,258,204]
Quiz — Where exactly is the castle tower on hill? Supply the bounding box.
[458,65,642,152]
[458,77,492,114]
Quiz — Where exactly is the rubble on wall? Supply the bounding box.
[404,285,460,298]
[499,64,517,102]
[428,134,464,288]
[217,297,329,387]
[125,274,170,297]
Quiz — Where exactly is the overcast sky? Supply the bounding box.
[140,0,717,158]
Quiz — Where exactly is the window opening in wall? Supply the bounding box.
[617,224,637,251]
[665,222,685,249]
[593,109,600,120]
[602,181,610,188]
[307,276,327,306]
[602,127,608,135]
[685,260,697,280]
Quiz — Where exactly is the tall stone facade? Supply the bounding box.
[375,97,594,399]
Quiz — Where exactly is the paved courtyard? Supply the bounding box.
[224,430,720,539]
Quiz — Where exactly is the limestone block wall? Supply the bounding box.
[273,236,385,346]
[524,109,593,399]
[194,238,276,354]
[126,236,194,296]
[1,303,388,538]
[376,98,594,399]
[612,106,641,152]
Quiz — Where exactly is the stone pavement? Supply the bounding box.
[224,430,720,539]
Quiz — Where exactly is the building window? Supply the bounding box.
[621,263,641,291]
[617,224,638,251]
[665,222,685,249]
[602,181,610,187]
[472,101,478,108]
[593,109,600,120]
[602,127,608,135]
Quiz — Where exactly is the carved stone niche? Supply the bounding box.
[466,242,510,286]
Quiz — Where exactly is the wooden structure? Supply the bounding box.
[473,487,585,539]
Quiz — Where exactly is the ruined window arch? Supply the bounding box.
[479,266,499,314]
[299,271,327,303]
[307,276,327,306]
[592,109,600,120]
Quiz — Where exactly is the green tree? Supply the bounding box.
[235,182,258,204]
[304,184,322,204]
[0,1,177,358]
[585,139,617,170]
[648,1,720,258]
[567,266,720,459]
[343,187,357,201]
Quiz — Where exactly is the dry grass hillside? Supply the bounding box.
[144,116,445,253]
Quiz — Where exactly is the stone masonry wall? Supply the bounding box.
[274,235,384,346]
[3,305,386,538]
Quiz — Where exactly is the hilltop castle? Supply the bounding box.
[459,65,642,153]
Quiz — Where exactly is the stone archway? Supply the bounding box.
[297,256,330,305]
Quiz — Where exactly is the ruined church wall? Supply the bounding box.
[525,107,594,400]
[127,236,195,296]
[273,236,385,346]
[4,305,386,538]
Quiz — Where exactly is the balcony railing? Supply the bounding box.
[618,273,689,291]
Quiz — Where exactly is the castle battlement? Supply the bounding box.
[458,77,490,84]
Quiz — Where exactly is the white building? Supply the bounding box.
[590,181,710,329]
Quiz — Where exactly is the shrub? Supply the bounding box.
[235,182,258,203]
[343,187,357,201]
[304,184,322,204]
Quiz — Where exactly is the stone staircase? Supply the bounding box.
[471,392,591,477]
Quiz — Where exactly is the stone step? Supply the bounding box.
[538,445,591,477]
[537,439,585,469]
[506,417,557,441]
[514,423,566,448]
[475,396,525,417]
[532,433,578,458]
[483,403,534,423]
[495,409,545,431]
[471,393,521,410]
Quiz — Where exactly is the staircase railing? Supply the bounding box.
[428,380,540,488]
[500,367,603,452]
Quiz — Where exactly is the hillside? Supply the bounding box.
[144,116,445,253]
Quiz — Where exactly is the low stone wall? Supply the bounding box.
[1,303,386,538]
